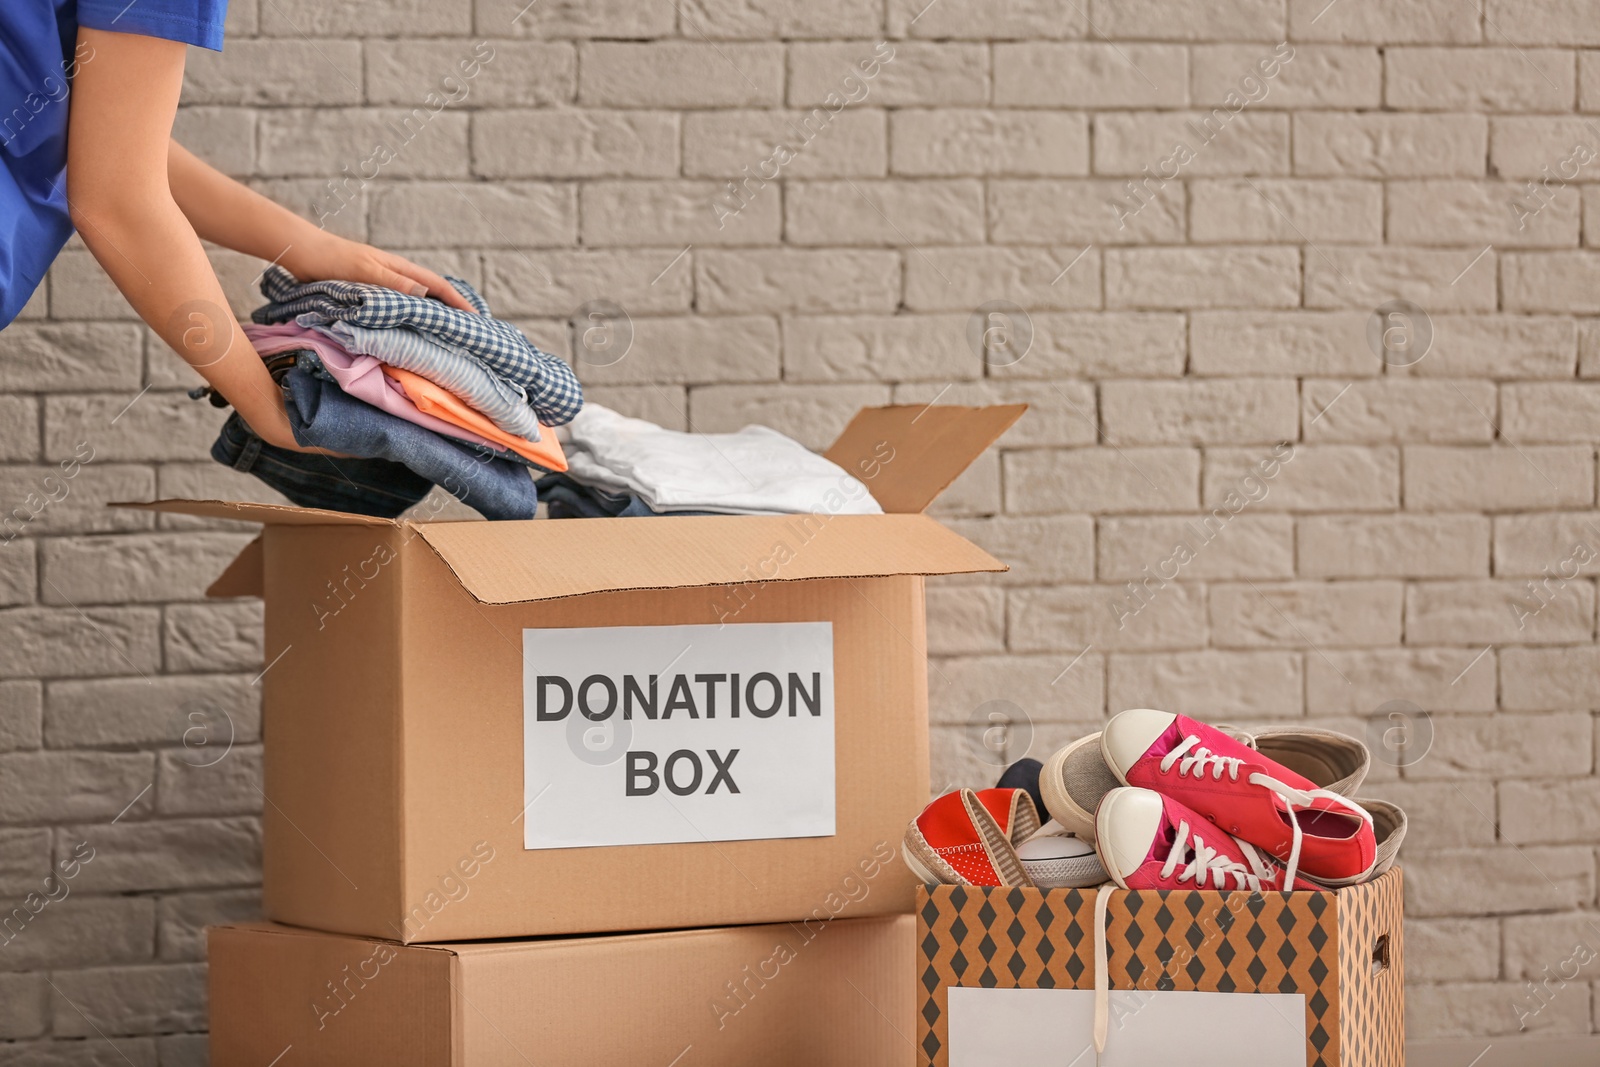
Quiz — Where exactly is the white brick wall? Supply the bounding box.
[2,0,1599,1057]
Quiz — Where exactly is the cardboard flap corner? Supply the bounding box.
[413,512,1005,605]
[824,404,1027,514]
[112,498,398,527]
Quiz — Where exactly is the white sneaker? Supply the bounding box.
[1016,820,1108,889]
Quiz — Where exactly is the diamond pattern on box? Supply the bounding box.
[916,869,1404,1067]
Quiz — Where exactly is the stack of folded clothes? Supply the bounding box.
[209,267,580,520]
[207,269,884,523]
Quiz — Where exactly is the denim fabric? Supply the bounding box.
[281,367,538,520]
[212,411,433,519]
[252,265,582,425]
[534,473,658,518]
[312,321,543,441]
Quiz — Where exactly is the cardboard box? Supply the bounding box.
[915,868,1404,1067]
[124,405,1022,942]
[208,913,917,1067]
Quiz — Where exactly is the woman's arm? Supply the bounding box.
[68,28,479,451]
[67,28,298,446]
[166,141,475,311]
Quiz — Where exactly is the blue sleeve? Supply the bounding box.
[75,0,229,52]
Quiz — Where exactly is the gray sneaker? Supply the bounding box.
[1225,725,1371,797]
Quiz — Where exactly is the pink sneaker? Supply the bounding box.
[1101,709,1376,885]
[1095,786,1318,892]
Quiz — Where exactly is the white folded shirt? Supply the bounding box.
[562,405,884,516]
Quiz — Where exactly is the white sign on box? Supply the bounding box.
[522,621,836,850]
[947,987,1306,1067]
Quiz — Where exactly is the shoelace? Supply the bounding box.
[1159,819,1281,891]
[1159,734,1373,884]
[1090,819,1288,1055]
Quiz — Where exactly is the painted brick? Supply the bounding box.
[369,182,575,247]
[1305,247,1498,311]
[790,43,989,108]
[1287,0,1481,43]
[1190,179,1382,243]
[1303,379,1497,443]
[994,44,1188,108]
[576,316,778,386]
[1495,512,1600,577]
[1106,247,1301,309]
[1483,0,1600,46]
[988,313,1185,379]
[904,247,1102,312]
[1093,112,1289,177]
[1189,311,1378,377]
[1210,581,1404,648]
[1406,580,1595,645]
[892,111,1086,177]
[1293,114,1487,177]
[1005,448,1200,515]
[1299,514,1490,578]
[1305,647,1498,714]
[1205,445,1400,512]
[785,180,985,246]
[1095,0,1284,40]
[473,111,679,178]
[989,180,1185,245]
[1191,45,1380,108]
[1098,515,1295,580]
[578,42,782,108]
[684,110,885,179]
[1405,446,1595,510]
[1395,315,1577,379]
[483,250,694,319]
[258,110,468,179]
[688,384,889,450]
[1386,47,1575,111]
[782,315,977,383]
[1009,583,1208,653]
[697,250,900,315]
[582,181,781,246]
[1102,378,1299,445]
[475,0,675,37]
[367,40,574,107]
[1107,650,1302,717]
[1389,180,1579,246]
[886,0,1086,39]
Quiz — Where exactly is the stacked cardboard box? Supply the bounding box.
[131,405,1026,1067]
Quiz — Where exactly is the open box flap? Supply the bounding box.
[114,498,396,527]
[414,512,1005,605]
[824,403,1027,514]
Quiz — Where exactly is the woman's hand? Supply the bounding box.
[281,233,479,313]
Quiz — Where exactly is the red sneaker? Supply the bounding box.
[1101,709,1376,885]
[901,787,1039,887]
[1095,786,1318,892]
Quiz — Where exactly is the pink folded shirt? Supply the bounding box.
[243,322,502,453]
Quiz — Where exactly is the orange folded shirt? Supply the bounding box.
[381,365,568,472]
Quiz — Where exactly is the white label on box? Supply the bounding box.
[947,987,1307,1067]
[522,621,836,850]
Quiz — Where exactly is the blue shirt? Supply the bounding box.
[0,1,228,327]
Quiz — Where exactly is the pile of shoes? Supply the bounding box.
[904,708,1406,894]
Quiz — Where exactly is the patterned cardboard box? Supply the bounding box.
[917,867,1403,1067]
